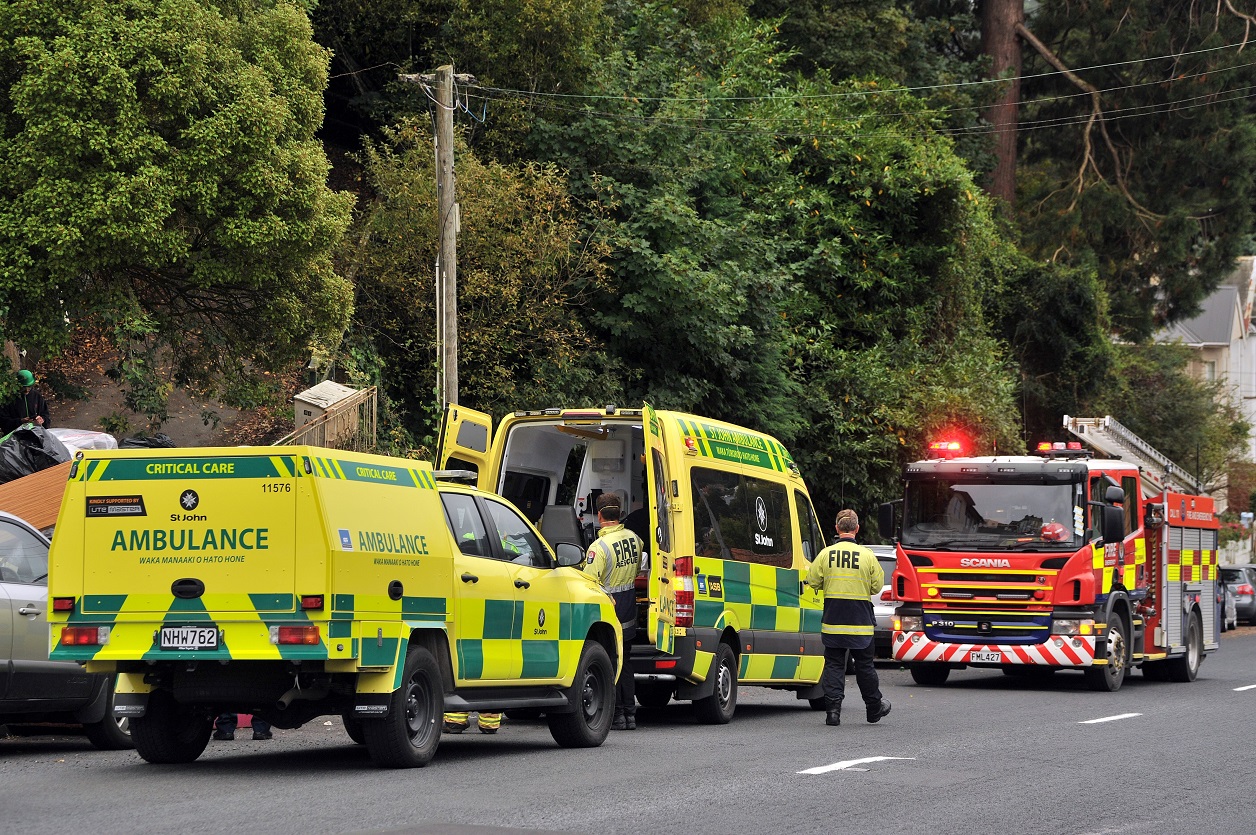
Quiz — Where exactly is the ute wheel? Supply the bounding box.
[1167,612,1203,683]
[909,664,950,686]
[130,690,212,764]
[1085,615,1128,692]
[341,711,366,745]
[635,681,673,709]
[548,641,614,747]
[363,646,444,768]
[693,643,738,724]
[83,677,134,751]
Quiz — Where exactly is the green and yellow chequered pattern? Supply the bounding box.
[692,557,822,685]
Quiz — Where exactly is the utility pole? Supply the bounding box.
[435,65,459,408]
[397,65,476,410]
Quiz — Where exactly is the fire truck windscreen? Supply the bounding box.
[902,481,1087,550]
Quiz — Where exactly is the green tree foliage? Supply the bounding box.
[0,0,354,417]
[1090,343,1249,490]
[1018,1,1256,340]
[760,76,1023,516]
[347,122,611,443]
[524,7,804,436]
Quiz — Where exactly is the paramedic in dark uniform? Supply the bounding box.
[805,508,891,727]
[585,492,646,730]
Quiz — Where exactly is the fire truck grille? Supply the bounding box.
[922,611,1050,644]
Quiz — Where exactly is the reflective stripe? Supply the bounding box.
[606,583,635,594]
[822,623,874,635]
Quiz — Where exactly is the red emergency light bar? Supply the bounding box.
[1034,441,1089,459]
[927,440,963,459]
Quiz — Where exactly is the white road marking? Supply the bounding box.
[1234,684,1256,692]
[797,756,915,775]
[1079,713,1142,724]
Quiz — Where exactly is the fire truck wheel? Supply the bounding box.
[909,664,950,686]
[1166,612,1202,683]
[1084,615,1128,692]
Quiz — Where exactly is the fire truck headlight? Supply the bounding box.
[895,615,923,632]
[1051,618,1095,636]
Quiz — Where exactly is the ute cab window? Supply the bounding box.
[902,480,1085,551]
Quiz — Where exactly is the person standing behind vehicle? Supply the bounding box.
[585,493,646,730]
[805,509,891,727]
[0,370,50,434]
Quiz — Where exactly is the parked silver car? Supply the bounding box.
[0,511,131,749]
[1219,564,1256,625]
[869,544,900,659]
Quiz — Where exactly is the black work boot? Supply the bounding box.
[867,699,891,724]
[624,710,637,730]
[611,708,627,730]
[825,699,841,726]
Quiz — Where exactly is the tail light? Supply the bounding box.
[879,589,893,601]
[300,595,324,610]
[52,597,76,613]
[674,556,694,627]
[1237,583,1255,596]
[271,625,320,645]
[61,626,109,646]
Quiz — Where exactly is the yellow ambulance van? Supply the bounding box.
[47,446,621,768]
[439,404,830,722]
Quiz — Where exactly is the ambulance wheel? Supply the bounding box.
[548,641,614,747]
[694,642,738,724]
[83,677,134,750]
[130,690,212,764]
[1167,612,1202,683]
[909,664,950,686]
[341,711,366,745]
[635,682,672,709]
[1084,614,1128,692]
[364,646,444,768]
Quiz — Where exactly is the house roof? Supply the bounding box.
[1158,284,1243,347]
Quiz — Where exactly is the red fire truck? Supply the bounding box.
[879,415,1220,692]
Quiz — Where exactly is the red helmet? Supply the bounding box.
[1040,521,1068,542]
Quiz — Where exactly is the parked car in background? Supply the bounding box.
[0,511,131,749]
[869,544,900,659]
[1219,575,1238,632]
[1219,564,1256,626]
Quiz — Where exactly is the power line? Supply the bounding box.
[469,40,1251,104]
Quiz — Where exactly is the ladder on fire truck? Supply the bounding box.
[1062,415,1204,498]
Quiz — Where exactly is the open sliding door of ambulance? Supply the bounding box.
[436,405,496,490]
[644,403,676,654]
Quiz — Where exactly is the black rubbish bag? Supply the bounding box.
[120,433,177,449]
[0,424,73,484]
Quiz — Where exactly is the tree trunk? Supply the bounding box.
[982,0,1024,209]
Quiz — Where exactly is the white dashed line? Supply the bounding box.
[1079,713,1142,724]
[1234,684,1256,692]
[798,756,915,775]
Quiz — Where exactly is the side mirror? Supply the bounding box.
[555,543,585,568]
[1101,505,1125,545]
[1104,485,1125,504]
[878,502,897,540]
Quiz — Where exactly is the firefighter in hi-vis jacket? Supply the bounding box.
[805,509,892,727]
[585,493,647,730]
